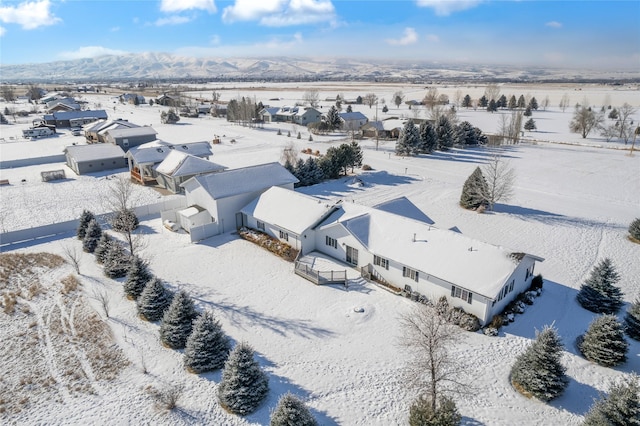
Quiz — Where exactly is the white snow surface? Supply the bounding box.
[1,85,639,425]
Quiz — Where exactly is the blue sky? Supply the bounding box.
[0,0,638,69]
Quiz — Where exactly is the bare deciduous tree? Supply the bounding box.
[92,289,111,319]
[280,142,298,166]
[484,84,500,102]
[302,90,319,108]
[393,91,405,109]
[559,93,571,112]
[570,104,604,139]
[617,103,637,141]
[482,153,516,209]
[62,244,82,274]
[541,95,550,111]
[398,305,467,411]
[104,176,144,256]
[498,111,523,144]
[364,93,378,109]
[422,87,439,109]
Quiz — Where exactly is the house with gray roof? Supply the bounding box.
[105,126,158,151]
[64,144,126,175]
[339,111,368,131]
[155,150,227,194]
[85,119,141,143]
[44,110,108,128]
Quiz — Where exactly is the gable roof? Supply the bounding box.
[44,110,108,121]
[183,162,298,200]
[86,119,140,133]
[126,140,213,165]
[339,111,368,121]
[155,150,226,177]
[317,202,543,298]
[64,144,125,162]
[105,126,157,139]
[240,187,338,235]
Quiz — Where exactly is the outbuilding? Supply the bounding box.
[105,126,158,151]
[64,144,127,175]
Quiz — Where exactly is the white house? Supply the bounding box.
[177,162,299,238]
[155,150,226,194]
[339,111,368,131]
[240,188,543,325]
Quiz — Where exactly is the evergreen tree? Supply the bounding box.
[409,395,461,426]
[137,278,173,322]
[94,232,114,264]
[418,121,438,153]
[508,95,517,110]
[348,141,363,172]
[77,210,95,240]
[319,147,342,180]
[435,115,454,150]
[454,121,482,145]
[382,105,389,113]
[629,217,640,241]
[103,242,129,279]
[576,258,624,314]
[528,97,538,110]
[326,106,341,131]
[270,393,318,426]
[497,95,507,109]
[608,108,619,120]
[486,99,497,113]
[306,157,324,185]
[396,119,420,156]
[346,104,353,113]
[523,106,532,117]
[579,315,628,367]
[294,158,308,187]
[478,95,488,108]
[124,255,154,300]
[82,218,102,253]
[218,342,269,415]
[624,298,640,340]
[184,310,231,373]
[517,95,526,109]
[283,159,294,175]
[112,209,139,233]
[460,167,488,210]
[583,375,640,426]
[510,326,568,402]
[160,290,199,349]
[462,94,472,108]
[524,118,537,131]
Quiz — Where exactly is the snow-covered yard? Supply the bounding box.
[1,83,639,425]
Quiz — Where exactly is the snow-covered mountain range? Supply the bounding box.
[2,52,638,83]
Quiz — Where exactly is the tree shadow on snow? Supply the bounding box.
[420,146,520,165]
[460,416,487,426]
[300,171,420,199]
[490,204,625,230]
[549,376,599,416]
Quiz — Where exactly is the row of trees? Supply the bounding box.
[284,142,363,187]
[395,117,487,156]
[571,102,637,142]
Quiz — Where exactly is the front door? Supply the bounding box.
[346,246,358,266]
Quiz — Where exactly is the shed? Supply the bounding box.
[177,205,211,233]
[64,144,127,175]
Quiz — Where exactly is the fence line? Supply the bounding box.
[0,154,67,170]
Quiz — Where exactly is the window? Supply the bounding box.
[451,286,473,304]
[257,221,265,231]
[403,266,419,282]
[508,280,515,292]
[279,230,288,241]
[346,246,358,266]
[325,236,337,249]
[373,255,389,270]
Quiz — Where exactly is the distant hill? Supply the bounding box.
[2,52,638,83]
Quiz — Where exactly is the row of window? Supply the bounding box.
[326,236,337,249]
[373,255,389,270]
[496,280,515,302]
[451,285,473,304]
[402,266,419,282]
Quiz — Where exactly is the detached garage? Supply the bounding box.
[64,144,127,175]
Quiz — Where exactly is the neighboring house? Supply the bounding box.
[177,162,298,236]
[85,119,141,143]
[262,106,322,126]
[120,93,145,104]
[43,110,108,128]
[125,140,213,185]
[104,126,158,151]
[259,107,280,123]
[156,94,180,107]
[155,150,227,194]
[197,104,212,114]
[339,111,368,131]
[240,188,543,326]
[46,98,80,112]
[361,120,404,139]
[64,144,127,175]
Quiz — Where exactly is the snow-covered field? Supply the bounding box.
[1,83,639,425]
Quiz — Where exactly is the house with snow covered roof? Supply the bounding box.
[64,144,127,175]
[338,111,368,130]
[260,106,322,126]
[239,187,543,325]
[105,126,158,151]
[155,150,226,194]
[85,119,141,143]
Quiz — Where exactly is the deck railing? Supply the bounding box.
[294,261,347,286]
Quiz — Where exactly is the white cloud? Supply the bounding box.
[0,25,5,36]
[0,0,61,30]
[426,34,440,42]
[154,15,193,26]
[545,21,562,28]
[160,0,216,13]
[257,32,303,49]
[58,46,128,60]
[223,0,335,26]
[416,0,482,16]
[386,28,418,46]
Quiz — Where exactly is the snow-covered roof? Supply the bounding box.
[183,162,298,200]
[317,202,543,298]
[179,205,205,218]
[105,126,157,139]
[373,197,434,225]
[86,119,140,133]
[240,187,338,235]
[126,141,213,165]
[64,144,125,162]
[155,150,226,177]
[44,110,108,121]
[261,107,279,115]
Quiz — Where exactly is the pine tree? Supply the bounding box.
[523,106,532,117]
[112,209,139,233]
[348,141,363,172]
[624,298,640,340]
[82,218,102,253]
[629,217,640,241]
[103,242,129,279]
[486,99,497,113]
[326,106,341,131]
[460,167,489,210]
[294,158,308,187]
[418,121,437,153]
[497,95,507,109]
[510,326,568,402]
[583,375,640,426]
[454,121,478,145]
[218,342,269,415]
[528,97,538,110]
[77,210,95,240]
[124,255,154,300]
[517,95,526,109]
[396,119,419,156]
[478,95,488,108]
[462,95,471,108]
[270,393,318,426]
[409,395,461,426]
[160,290,199,349]
[306,157,324,184]
[435,115,454,150]
[346,104,353,113]
[576,258,624,314]
[508,95,517,110]
[137,278,173,322]
[94,233,114,264]
[524,118,537,131]
[579,315,628,367]
[184,311,231,373]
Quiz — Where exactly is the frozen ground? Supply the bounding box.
[1,83,639,425]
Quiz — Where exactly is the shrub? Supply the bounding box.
[218,342,269,415]
[270,393,318,426]
[576,258,624,314]
[111,209,139,233]
[529,274,543,291]
[409,395,461,426]
[362,164,372,171]
[297,132,301,139]
[277,129,282,136]
[308,135,313,141]
[629,218,640,242]
[184,311,231,373]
